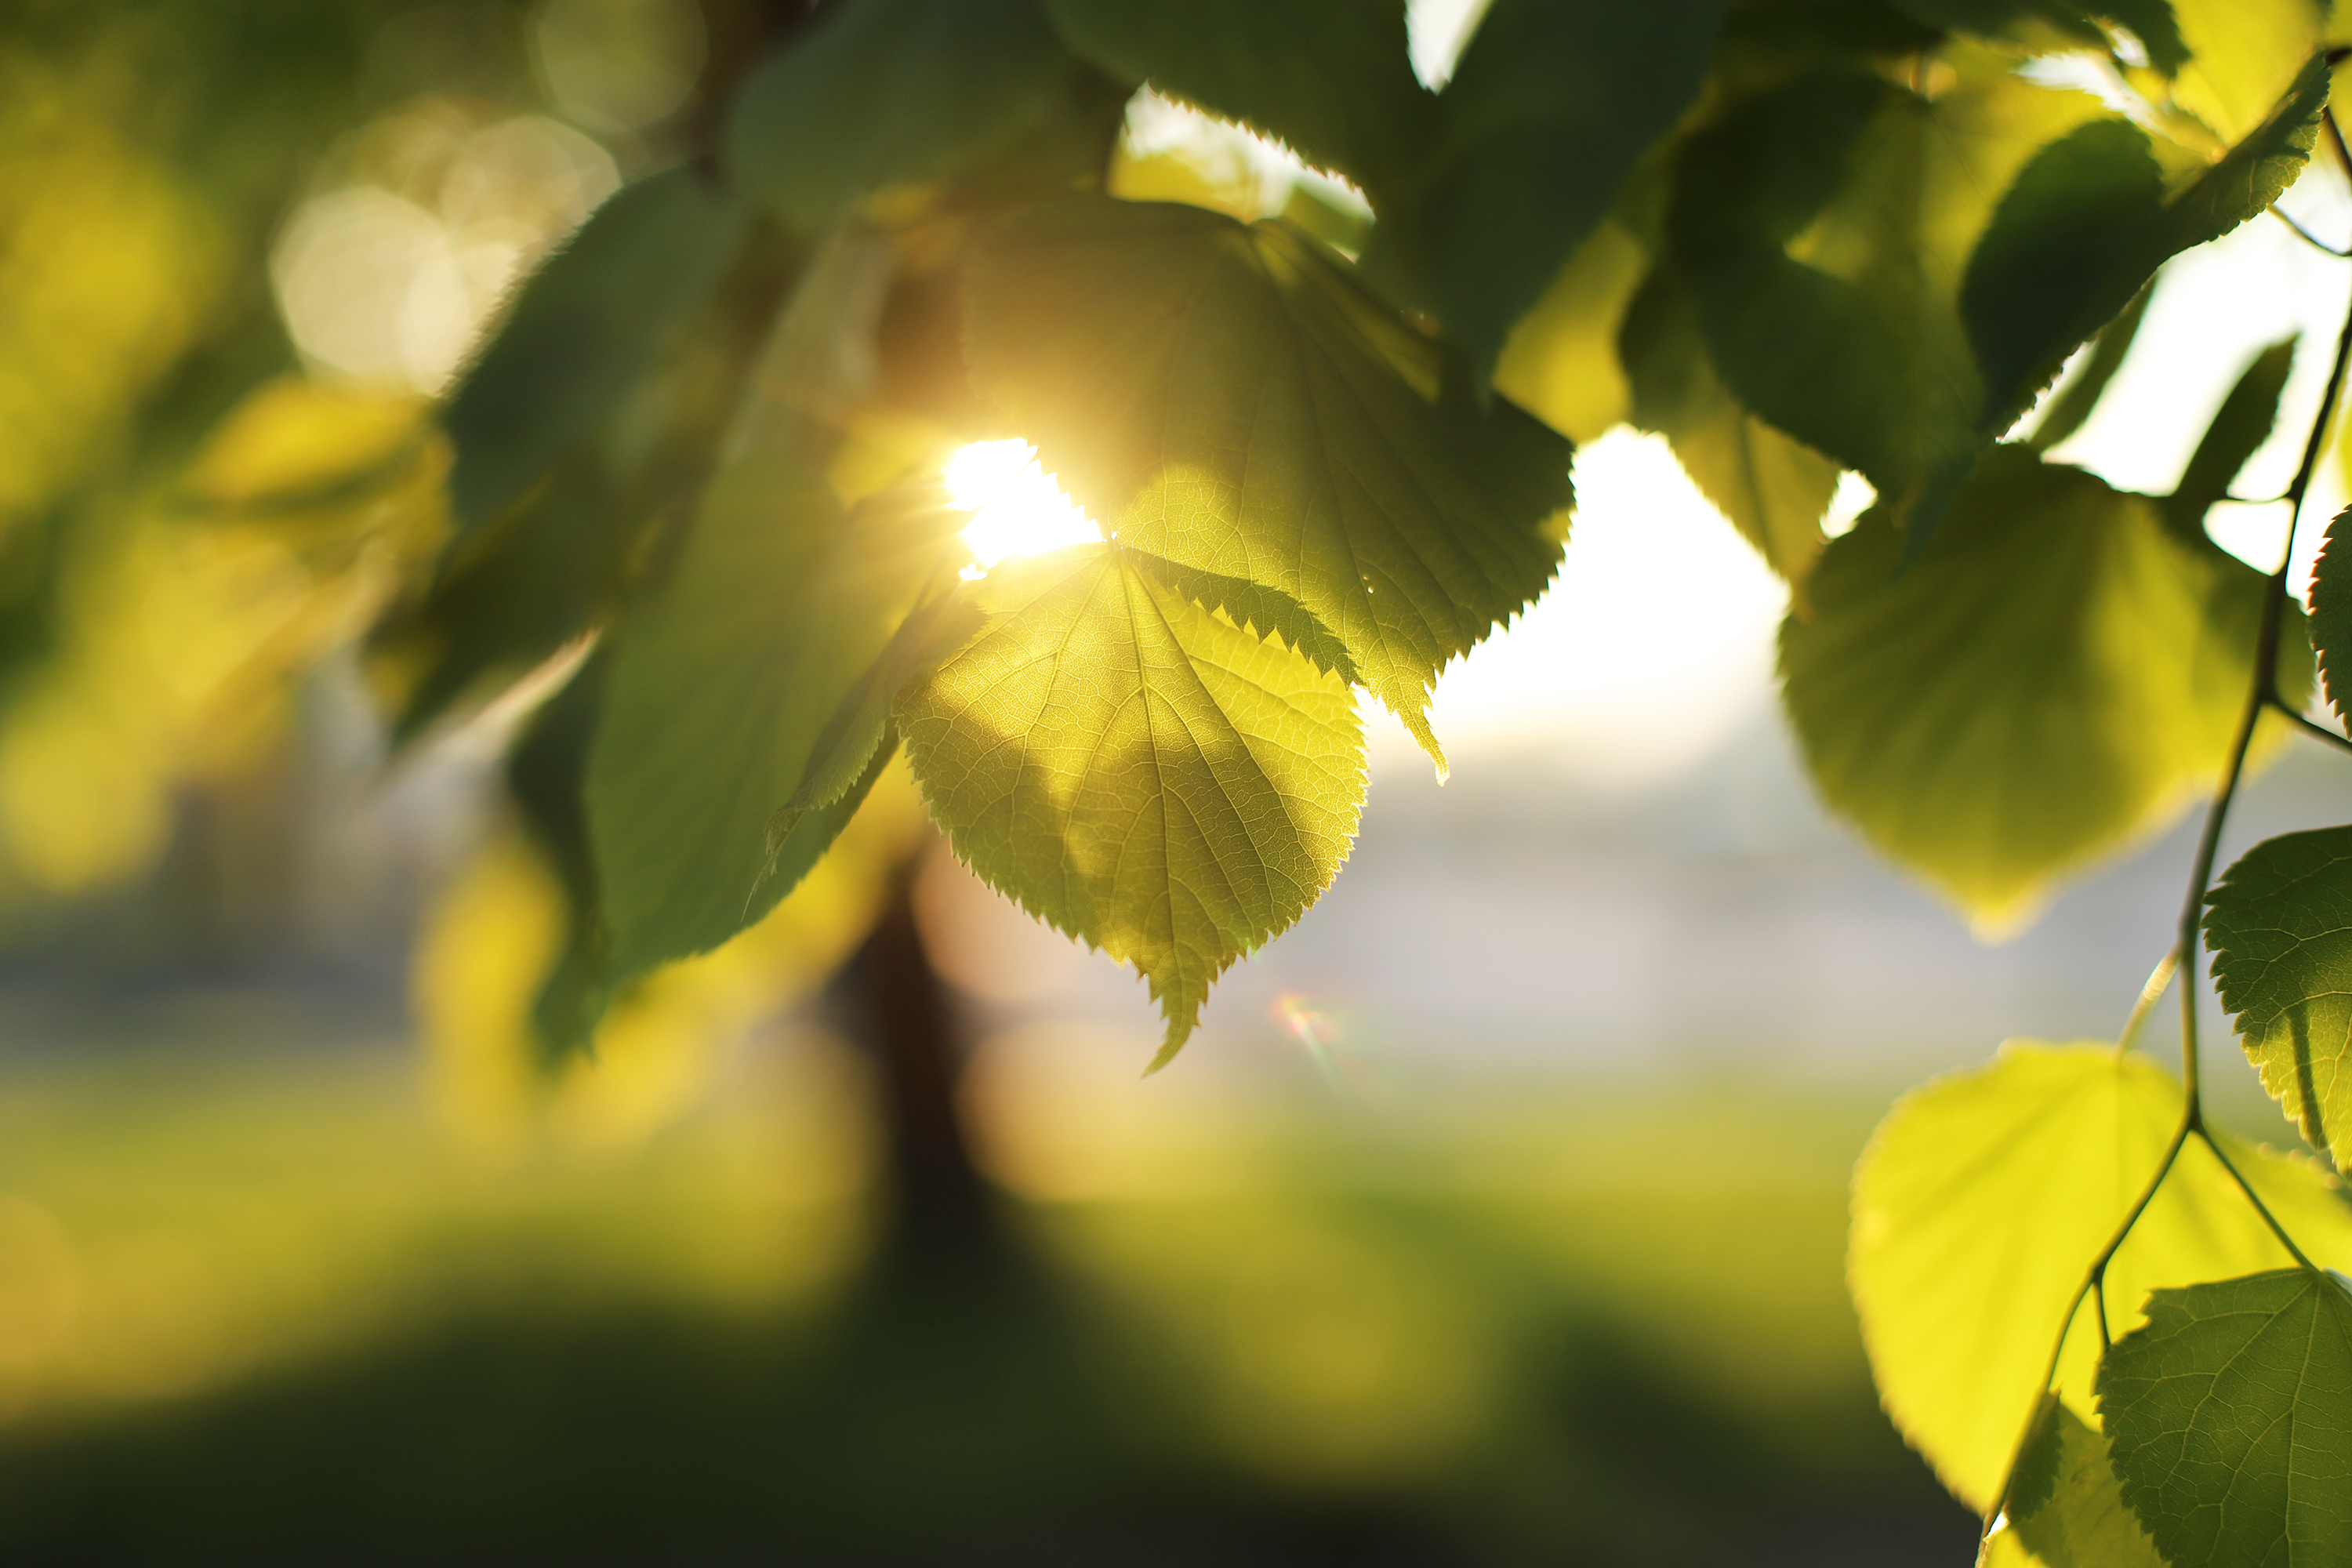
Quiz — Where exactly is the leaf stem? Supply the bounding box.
[2270,204,2352,259]
[2115,948,2178,1057]
[2269,696,2352,754]
[2196,1127,2321,1270]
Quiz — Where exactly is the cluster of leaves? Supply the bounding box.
[401,0,2352,1553]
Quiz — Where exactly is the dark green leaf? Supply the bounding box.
[963,194,1571,768]
[1366,0,1726,382]
[725,0,1089,234]
[2100,1269,2352,1568]
[2310,506,2352,721]
[2026,282,2150,453]
[2165,336,2296,539]
[2205,826,2352,1165]
[2005,1402,2167,1568]
[1781,445,2311,927]
[506,654,610,1060]
[1890,0,2187,72]
[898,541,1365,1061]
[442,167,743,539]
[586,466,968,984]
[1037,0,1436,198]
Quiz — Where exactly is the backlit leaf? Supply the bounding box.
[2100,1269,2352,1568]
[1492,217,1650,446]
[2169,0,2325,145]
[2027,285,2151,454]
[2206,827,2352,1167]
[2164,337,2297,539]
[2002,1401,2167,1568]
[1781,445,2310,930]
[964,194,1572,768]
[898,542,1365,1061]
[1849,1041,2352,1512]
[2307,506,2352,721]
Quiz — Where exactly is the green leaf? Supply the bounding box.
[1618,263,1842,589]
[1036,0,1436,198]
[2169,0,2326,145]
[963,194,1572,768]
[2205,827,2352,1167]
[2100,1269,2352,1568]
[507,652,610,1061]
[1365,0,1726,382]
[2165,336,2296,539]
[1890,0,2187,72]
[898,541,1365,1062]
[1780,445,2310,930]
[2305,506,2352,723]
[1962,59,2324,438]
[1849,1041,2352,1513]
[586,466,968,985]
[2026,282,2150,454]
[725,0,1089,234]
[443,167,744,538]
[1492,216,1651,446]
[1668,53,2104,537]
[2000,1402,2168,1568]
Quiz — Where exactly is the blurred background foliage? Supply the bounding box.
[8,0,2325,1559]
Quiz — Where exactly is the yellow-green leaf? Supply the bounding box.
[1849,1041,2352,1513]
[1781,445,2309,931]
[2002,1401,2167,1568]
[964,194,1571,768]
[897,542,1364,1062]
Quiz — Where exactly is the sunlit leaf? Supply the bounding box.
[1781,446,2309,929]
[1493,217,1650,446]
[726,0,1091,234]
[1618,263,1840,589]
[1366,0,1726,382]
[441,167,743,539]
[586,466,967,984]
[2002,1401,2167,1568]
[2100,1269,2352,1568]
[2169,0,2325,144]
[898,541,1364,1061]
[1849,1041,2352,1512]
[2205,827,2352,1167]
[964,194,1571,767]
[1037,0,1436,198]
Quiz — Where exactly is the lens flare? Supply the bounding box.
[942,439,1101,572]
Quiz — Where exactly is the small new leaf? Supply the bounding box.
[2205,826,2352,1166]
[2100,1269,2352,1568]
[898,542,1365,1062]
[964,194,1571,768]
[1849,1042,2352,1512]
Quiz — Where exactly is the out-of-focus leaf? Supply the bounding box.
[2100,1269,2352,1568]
[1037,0,1436,198]
[441,167,743,539]
[1849,1041,2352,1512]
[2002,1402,2167,1568]
[726,0,1088,234]
[1494,217,1650,445]
[1668,54,2103,538]
[2163,336,2296,539]
[2206,827,2352,1166]
[964,194,1571,768]
[2170,0,2325,145]
[1780,446,2309,930]
[506,653,609,1058]
[2026,284,2149,453]
[2304,506,2352,721]
[1962,61,2324,438]
[898,541,1363,1062]
[1367,0,1726,383]
[1889,0,2187,71]
[586,466,967,985]
[1619,263,1840,588]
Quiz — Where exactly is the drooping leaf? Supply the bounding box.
[726,0,1091,234]
[2205,827,2352,1167]
[1999,1401,2167,1568]
[1780,445,2310,930]
[1618,263,1842,589]
[2100,1269,2352,1568]
[963,194,1572,768]
[2026,282,2150,453]
[586,466,968,985]
[2164,336,2297,539]
[897,541,1365,1061]
[1668,52,2104,537]
[1365,0,1726,382]
[1849,1040,2352,1512]
[2306,506,2352,721]
[1962,59,2325,438]
[442,166,744,539]
[1889,0,2187,72]
[506,652,610,1060]
[1036,0,1437,198]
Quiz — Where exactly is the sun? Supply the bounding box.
[942,439,1102,572]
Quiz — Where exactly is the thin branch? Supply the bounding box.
[2272,698,2352,756]
[2271,204,2352,258]
[2198,1128,2321,1270]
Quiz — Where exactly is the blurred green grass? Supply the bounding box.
[0,1037,1973,1563]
